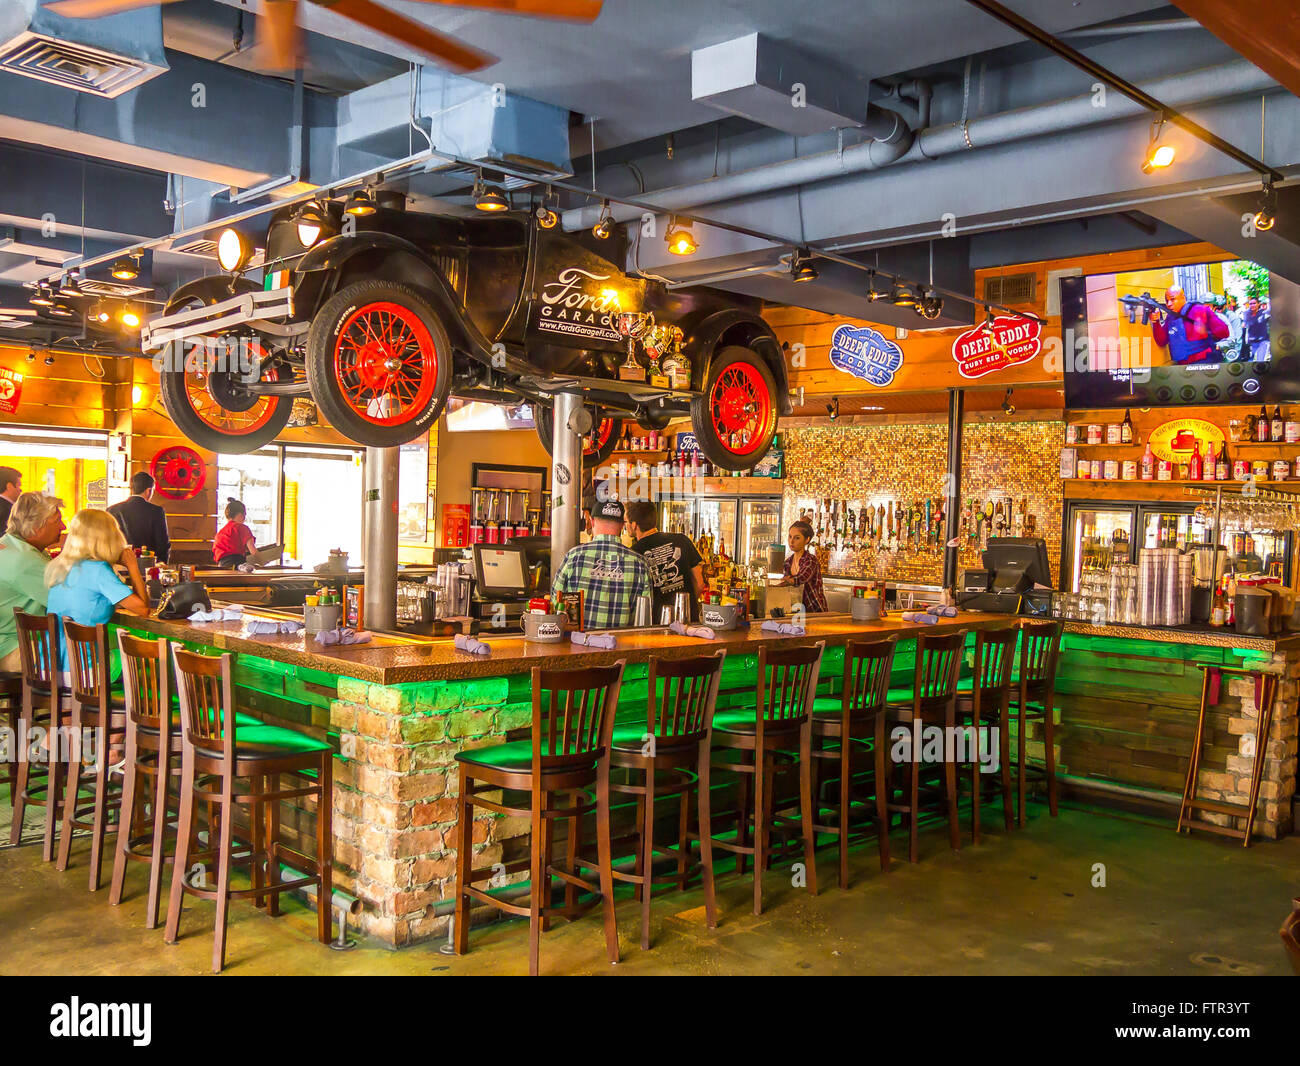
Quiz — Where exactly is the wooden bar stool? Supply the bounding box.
[453,661,625,976]
[164,646,334,973]
[1178,663,1278,846]
[8,610,66,860]
[606,651,725,949]
[955,627,1018,843]
[1010,621,1063,825]
[109,631,179,928]
[56,620,127,889]
[708,641,824,916]
[809,637,897,887]
[883,629,967,863]
[0,668,23,813]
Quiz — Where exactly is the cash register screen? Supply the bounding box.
[473,545,529,596]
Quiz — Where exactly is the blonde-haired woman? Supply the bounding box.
[46,508,149,668]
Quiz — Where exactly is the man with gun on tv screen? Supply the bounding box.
[1149,285,1232,365]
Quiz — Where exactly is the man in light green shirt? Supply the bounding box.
[0,493,65,671]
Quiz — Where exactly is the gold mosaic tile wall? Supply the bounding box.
[781,421,1064,586]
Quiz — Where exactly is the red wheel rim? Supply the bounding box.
[708,361,773,457]
[333,302,437,426]
[584,417,615,457]
[184,342,279,436]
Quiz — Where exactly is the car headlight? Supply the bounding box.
[216,228,253,273]
[297,222,322,248]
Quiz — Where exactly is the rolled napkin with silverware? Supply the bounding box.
[926,605,958,618]
[248,618,303,635]
[189,605,245,623]
[761,620,806,636]
[570,631,617,649]
[669,621,717,640]
[316,627,372,646]
[453,633,490,656]
[901,611,939,625]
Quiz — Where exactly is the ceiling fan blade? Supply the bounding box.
[260,0,301,72]
[314,0,496,71]
[45,0,182,18]
[404,0,602,21]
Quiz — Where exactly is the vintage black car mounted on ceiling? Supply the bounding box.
[140,199,789,471]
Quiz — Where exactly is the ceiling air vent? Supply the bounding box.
[983,272,1037,307]
[80,277,153,299]
[0,31,164,98]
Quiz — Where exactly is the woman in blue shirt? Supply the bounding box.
[45,508,150,672]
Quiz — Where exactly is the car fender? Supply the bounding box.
[685,309,791,414]
[296,232,494,362]
[162,275,257,312]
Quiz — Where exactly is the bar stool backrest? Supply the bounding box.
[532,661,625,771]
[63,619,111,710]
[117,630,169,731]
[172,646,236,758]
[842,637,897,719]
[911,630,967,711]
[969,627,1019,698]
[757,641,825,726]
[647,651,725,743]
[13,609,58,687]
[1018,621,1063,699]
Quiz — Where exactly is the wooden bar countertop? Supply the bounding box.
[116,606,1022,686]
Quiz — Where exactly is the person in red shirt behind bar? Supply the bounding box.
[212,497,256,568]
[778,518,828,613]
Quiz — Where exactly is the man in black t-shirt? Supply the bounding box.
[626,501,703,623]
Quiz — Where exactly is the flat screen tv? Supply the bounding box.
[1060,258,1299,408]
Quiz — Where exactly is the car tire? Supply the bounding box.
[306,280,451,447]
[157,278,294,454]
[689,345,780,471]
[535,404,622,469]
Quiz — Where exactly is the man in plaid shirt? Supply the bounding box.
[552,498,650,629]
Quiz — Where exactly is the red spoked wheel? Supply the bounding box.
[689,345,779,471]
[183,343,282,437]
[307,280,451,447]
[535,405,623,469]
[150,445,206,500]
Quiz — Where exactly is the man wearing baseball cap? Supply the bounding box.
[552,497,650,630]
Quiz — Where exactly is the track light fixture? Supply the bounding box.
[1001,388,1016,416]
[592,200,614,240]
[473,173,509,212]
[791,249,818,283]
[916,287,943,319]
[890,283,917,309]
[1141,116,1176,174]
[29,283,53,308]
[1254,182,1278,232]
[826,396,840,421]
[344,187,378,217]
[58,270,82,298]
[865,269,884,302]
[111,253,141,281]
[665,217,698,256]
[535,187,559,229]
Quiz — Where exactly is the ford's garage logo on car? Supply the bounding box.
[951,315,1043,378]
[538,268,622,342]
[829,324,904,387]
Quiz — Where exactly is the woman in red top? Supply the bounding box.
[779,519,828,613]
[213,498,256,568]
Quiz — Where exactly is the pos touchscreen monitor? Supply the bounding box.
[982,538,1053,594]
[472,544,530,598]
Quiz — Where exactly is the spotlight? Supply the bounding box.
[865,270,884,302]
[1254,183,1278,232]
[58,270,82,298]
[25,348,35,362]
[917,288,943,319]
[473,175,509,212]
[295,201,328,247]
[49,301,74,318]
[120,307,142,329]
[29,283,54,308]
[890,283,917,309]
[665,218,697,256]
[1001,388,1016,416]
[592,200,614,240]
[1141,117,1175,174]
[110,255,140,281]
[343,188,378,217]
[216,228,253,273]
[536,204,559,229]
[826,397,840,421]
[43,355,54,367]
[132,385,143,405]
[791,249,818,283]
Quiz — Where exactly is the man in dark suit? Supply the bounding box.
[108,471,172,562]
[0,467,21,532]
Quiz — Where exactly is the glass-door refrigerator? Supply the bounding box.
[696,498,739,561]
[660,498,696,539]
[1062,503,1137,592]
[739,498,783,574]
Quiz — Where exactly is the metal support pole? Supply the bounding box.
[550,391,584,564]
[363,446,399,631]
[943,388,965,591]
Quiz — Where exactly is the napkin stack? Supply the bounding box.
[760,620,806,636]
[571,632,617,649]
[316,627,372,646]
[668,621,717,640]
[453,633,490,656]
[188,606,245,623]
[247,619,302,635]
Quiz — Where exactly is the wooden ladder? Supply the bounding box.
[1177,663,1278,847]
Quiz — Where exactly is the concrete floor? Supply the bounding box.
[1,793,1295,976]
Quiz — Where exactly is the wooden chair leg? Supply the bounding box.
[211,774,236,974]
[565,786,583,917]
[839,736,851,889]
[252,774,267,909]
[875,716,891,871]
[752,746,766,916]
[640,758,655,950]
[799,722,817,897]
[630,793,645,904]
[697,738,717,930]
[528,786,544,977]
[452,766,472,956]
[970,714,982,845]
[9,699,33,846]
[676,778,690,886]
[55,712,83,871]
[144,743,172,930]
[999,699,1013,830]
[944,709,960,852]
[88,722,112,892]
[165,748,197,945]
[267,776,282,918]
[42,699,65,863]
[734,764,751,877]
[539,789,553,932]
[908,721,921,863]
[1043,699,1059,817]
[316,757,333,945]
[1016,699,1028,827]
[595,763,619,966]
[109,724,139,906]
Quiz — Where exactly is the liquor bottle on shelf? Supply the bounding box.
[1201,442,1217,482]
[1140,441,1155,480]
[1257,404,1270,443]
[1273,405,1285,443]
[1188,440,1202,481]
[1216,442,1229,481]
[1120,408,1134,444]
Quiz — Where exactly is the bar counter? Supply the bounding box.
[112,605,1299,949]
